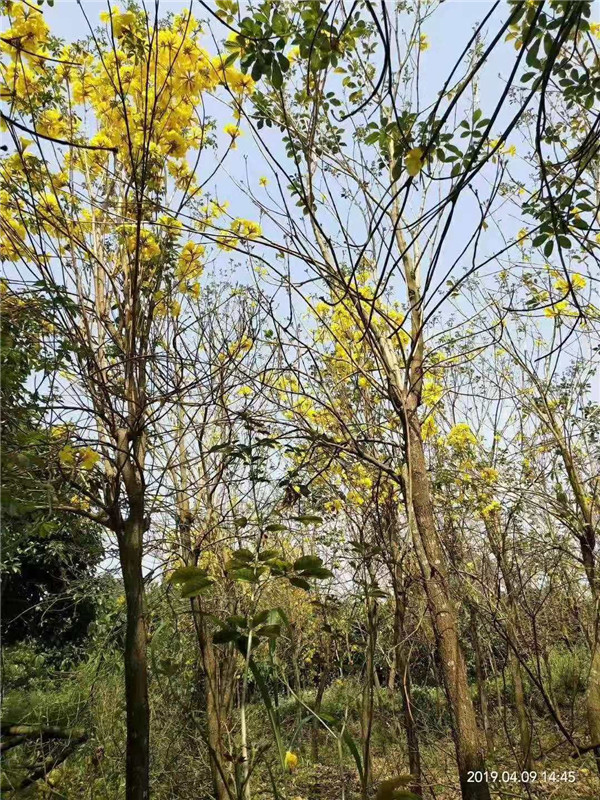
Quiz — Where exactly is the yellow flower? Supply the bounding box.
[481,500,501,517]
[422,379,443,406]
[238,386,253,397]
[216,234,239,252]
[176,241,205,281]
[231,218,261,240]
[223,123,242,147]
[419,34,429,52]
[405,147,424,177]
[421,415,438,441]
[58,445,75,467]
[544,300,571,318]
[259,176,269,187]
[80,447,100,471]
[481,467,499,484]
[229,335,253,357]
[554,273,586,292]
[284,751,298,772]
[447,423,477,450]
[287,46,301,63]
[70,495,91,511]
[163,130,187,159]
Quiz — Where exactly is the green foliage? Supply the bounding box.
[1,290,104,650]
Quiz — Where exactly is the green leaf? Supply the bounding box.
[293,515,323,525]
[222,51,239,68]
[265,523,287,532]
[213,628,239,644]
[230,567,259,583]
[252,610,270,627]
[367,588,388,599]
[233,547,254,561]
[168,566,208,585]
[256,624,281,638]
[180,576,213,598]
[301,567,333,580]
[234,516,248,528]
[289,576,311,591]
[342,728,364,784]
[294,555,323,571]
[226,615,247,628]
[277,52,290,73]
[258,549,280,561]
[271,60,283,89]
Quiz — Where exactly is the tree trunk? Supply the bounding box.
[481,512,532,770]
[192,600,234,800]
[403,415,490,800]
[470,609,493,756]
[312,651,330,761]
[540,408,599,771]
[390,582,422,796]
[360,599,377,800]
[119,519,150,800]
[509,648,532,771]
[396,650,422,797]
[587,637,600,775]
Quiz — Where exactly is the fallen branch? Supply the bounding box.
[0,724,86,742]
[0,725,88,794]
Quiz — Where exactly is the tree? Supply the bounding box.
[1,3,257,796]
[216,1,599,796]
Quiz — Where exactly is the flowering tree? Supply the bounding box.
[1,3,258,797]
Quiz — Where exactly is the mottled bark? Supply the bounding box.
[390,572,422,796]
[403,415,490,800]
[482,513,531,771]
[470,609,493,756]
[360,598,377,800]
[118,517,150,800]
[191,595,235,800]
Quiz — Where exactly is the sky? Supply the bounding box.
[4,0,596,393]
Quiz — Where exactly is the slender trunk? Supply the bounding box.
[312,652,330,761]
[240,632,253,800]
[470,609,493,756]
[192,603,233,800]
[540,407,599,770]
[397,651,422,797]
[119,517,150,800]
[403,417,490,800]
[587,638,600,774]
[482,512,531,771]
[579,532,600,774]
[509,649,532,771]
[391,586,422,796]
[360,600,376,800]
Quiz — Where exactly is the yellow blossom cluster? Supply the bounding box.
[176,241,206,284]
[0,0,258,323]
[1,1,50,60]
[59,445,101,471]
[446,423,478,450]
[0,190,26,261]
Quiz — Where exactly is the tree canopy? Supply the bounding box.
[1,1,599,799]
